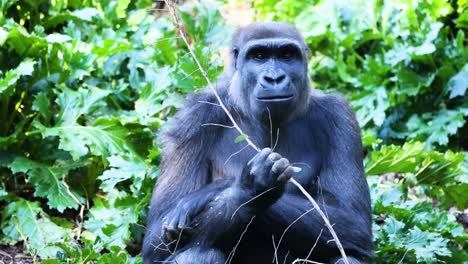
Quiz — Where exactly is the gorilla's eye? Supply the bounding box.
[254,51,266,60]
[280,52,293,59]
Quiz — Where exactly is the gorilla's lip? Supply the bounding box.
[256,95,294,102]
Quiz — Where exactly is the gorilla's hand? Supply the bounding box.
[238,148,293,199]
[161,199,197,245]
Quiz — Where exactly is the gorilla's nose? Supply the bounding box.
[261,72,288,89]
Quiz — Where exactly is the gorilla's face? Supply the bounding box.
[234,38,310,122]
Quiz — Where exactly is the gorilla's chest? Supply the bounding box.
[208,129,321,188]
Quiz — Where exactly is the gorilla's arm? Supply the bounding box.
[259,94,372,261]
[142,92,292,262]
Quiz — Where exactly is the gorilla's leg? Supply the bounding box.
[165,246,226,264]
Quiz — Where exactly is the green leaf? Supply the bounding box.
[447,68,468,99]
[402,228,451,262]
[0,59,36,96]
[46,33,72,43]
[292,166,302,173]
[8,157,84,212]
[32,92,52,123]
[71,8,99,21]
[365,142,425,175]
[34,118,133,161]
[53,85,110,125]
[99,154,148,192]
[234,134,249,143]
[84,194,138,249]
[0,199,70,258]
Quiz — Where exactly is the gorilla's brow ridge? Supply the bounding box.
[240,38,304,54]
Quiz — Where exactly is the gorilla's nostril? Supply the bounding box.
[276,75,286,83]
[264,76,275,83]
[264,74,286,84]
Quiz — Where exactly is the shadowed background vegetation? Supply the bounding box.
[0,0,466,263]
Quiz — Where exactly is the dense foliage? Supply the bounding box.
[0,0,466,263]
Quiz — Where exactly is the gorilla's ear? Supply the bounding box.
[232,47,239,69]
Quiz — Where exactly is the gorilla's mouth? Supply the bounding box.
[257,95,294,102]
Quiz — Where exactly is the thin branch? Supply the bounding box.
[225,216,256,264]
[283,251,290,264]
[304,228,324,263]
[267,107,273,148]
[163,2,350,263]
[272,127,280,152]
[182,68,201,80]
[272,235,280,264]
[231,187,275,220]
[224,144,250,165]
[198,100,221,107]
[292,259,325,264]
[273,208,315,263]
[201,123,235,129]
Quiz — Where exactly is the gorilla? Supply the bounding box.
[142,22,372,264]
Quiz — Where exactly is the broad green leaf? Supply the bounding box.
[71,8,99,21]
[46,33,72,43]
[34,118,133,161]
[8,157,84,212]
[54,85,110,126]
[32,92,52,123]
[365,142,425,175]
[401,228,451,262]
[1,199,70,258]
[0,27,7,45]
[447,68,468,99]
[0,59,36,96]
[84,194,138,249]
[99,154,148,192]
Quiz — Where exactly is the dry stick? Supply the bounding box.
[226,216,256,264]
[273,208,315,263]
[304,229,324,263]
[163,1,349,264]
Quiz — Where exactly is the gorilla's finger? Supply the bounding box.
[177,212,190,229]
[272,158,290,174]
[268,152,282,162]
[256,148,272,162]
[167,228,180,242]
[277,166,294,183]
[247,147,271,166]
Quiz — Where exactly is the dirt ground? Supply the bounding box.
[0,245,35,264]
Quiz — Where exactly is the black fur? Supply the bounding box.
[142,22,372,264]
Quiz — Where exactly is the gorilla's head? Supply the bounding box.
[228,22,311,123]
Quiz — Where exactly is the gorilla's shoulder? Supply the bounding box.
[161,89,228,143]
[310,89,354,117]
[308,89,360,133]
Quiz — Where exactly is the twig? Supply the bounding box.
[292,259,325,264]
[304,228,324,263]
[231,187,275,220]
[163,1,349,263]
[272,128,280,152]
[272,235,280,264]
[198,100,221,107]
[224,144,250,165]
[272,208,315,263]
[201,123,235,129]
[225,216,256,264]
